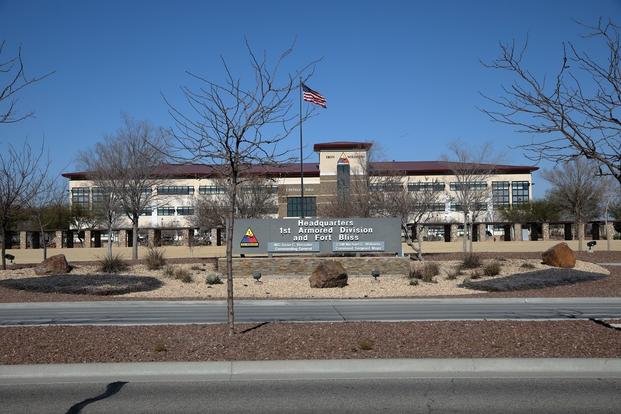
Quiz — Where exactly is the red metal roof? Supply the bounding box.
[62,160,536,180]
[313,141,373,151]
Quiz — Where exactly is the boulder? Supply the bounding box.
[309,260,348,288]
[541,242,576,268]
[34,254,72,275]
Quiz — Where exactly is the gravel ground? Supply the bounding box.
[1,320,619,364]
[0,259,610,300]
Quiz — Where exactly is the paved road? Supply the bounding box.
[1,298,620,326]
[2,377,620,413]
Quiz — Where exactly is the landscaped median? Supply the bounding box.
[1,320,620,364]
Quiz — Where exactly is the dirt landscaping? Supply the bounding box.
[1,320,619,364]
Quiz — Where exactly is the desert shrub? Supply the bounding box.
[162,265,176,278]
[470,270,482,280]
[153,343,167,353]
[520,262,536,269]
[483,261,502,276]
[190,265,202,271]
[410,262,439,282]
[206,273,223,285]
[174,268,192,283]
[446,267,462,280]
[462,253,481,269]
[99,254,128,274]
[145,247,166,270]
[409,278,419,286]
[358,339,374,351]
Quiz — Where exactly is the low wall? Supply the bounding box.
[217,256,410,277]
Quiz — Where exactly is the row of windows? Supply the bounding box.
[287,197,317,217]
[157,186,195,195]
[449,181,488,191]
[140,207,195,216]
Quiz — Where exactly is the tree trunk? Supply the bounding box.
[416,224,423,260]
[40,221,47,261]
[132,214,139,260]
[226,182,237,336]
[577,221,584,252]
[462,214,468,253]
[1,226,6,270]
[107,219,113,259]
[402,223,420,260]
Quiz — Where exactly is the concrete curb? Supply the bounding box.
[2,359,621,383]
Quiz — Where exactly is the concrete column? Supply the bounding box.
[210,228,218,246]
[54,231,63,248]
[118,229,128,247]
[450,224,458,242]
[147,229,161,247]
[606,223,615,242]
[542,223,550,241]
[478,223,486,242]
[576,223,585,241]
[186,228,194,247]
[19,231,27,249]
[513,223,523,241]
[84,230,92,248]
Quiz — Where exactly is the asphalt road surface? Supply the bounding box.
[1,298,620,326]
[1,377,620,413]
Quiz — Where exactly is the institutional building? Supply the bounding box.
[61,141,539,245]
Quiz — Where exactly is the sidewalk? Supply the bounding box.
[2,359,621,384]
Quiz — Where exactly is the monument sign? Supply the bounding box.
[233,218,402,255]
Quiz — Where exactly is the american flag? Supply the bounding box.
[302,83,327,108]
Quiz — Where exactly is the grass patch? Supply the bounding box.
[520,262,537,270]
[0,274,162,295]
[162,265,176,278]
[174,268,192,283]
[358,339,374,351]
[483,261,502,277]
[145,247,166,270]
[98,254,128,274]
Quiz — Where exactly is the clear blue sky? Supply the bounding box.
[1,0,620,197]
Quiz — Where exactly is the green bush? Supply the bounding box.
[462,254,481,269]
[98,254,128,274]
[145,247,166,270]
[358,339,374,351]
[520,262,536,269]
[483,261,502,276]
[409,278,419,286]
[206,273,223,285]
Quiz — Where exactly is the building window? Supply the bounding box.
[71,187,90,208]
[450,182,487,191]
[408,182,445,192]
[140,208,153,216]
[157,186,194,195]
[415,202,446,212]
[199,185,225,195]
[450,202,486,212]
[337,155,350,199]
[492,181,510,208]
[287,197,316,217]
[157,207,176,216]
[512,181,530,205]
[91,187,110,208]
[176,207,194,216]
[370,182,403,192]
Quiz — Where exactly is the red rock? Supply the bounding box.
[309,261,348,288]
[541,242,576,268]
[34,254,72,275]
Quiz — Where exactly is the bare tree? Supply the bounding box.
[373,175,444,260]
[81,115,168,259]
[482,19,621,185]
[26,178,68,260]
[1,41,53,124]
[191,175,278,230]
[543,158,607,251]
[601,177,620,250]
[165,41,315,335]
[445,143,496,253]
[0,142,50,269]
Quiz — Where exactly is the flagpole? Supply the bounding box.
[299,78,305,219]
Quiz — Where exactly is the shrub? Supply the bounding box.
[483,261,502,276]
[446,267,462,280]
[410,262,439,282]
[99,254,128,274]
[358,339,374,351]
[206,273,223,285]
[520,262,536,269]
[174,268,192,283]
[190,265,202,271]
[470,270,482,280]
[462,253,481,269]
[145,247,166,270]
[162,265,176,278]
[409,278,419,286]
